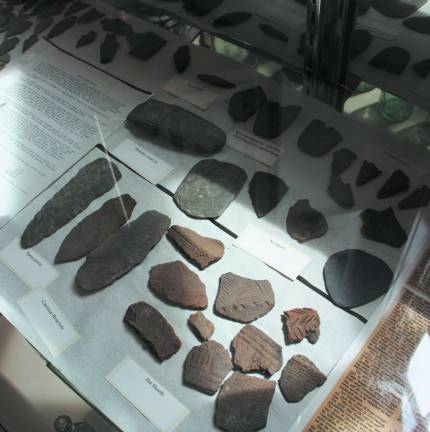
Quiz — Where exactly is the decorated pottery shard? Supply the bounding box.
[259,23,288,42]
[127,32,167,61]
[413,59,430,78]
[124,301,181,362]
[33,17,54,35]
[282,308,320,345]
[173,45,190,73]
[0,37,19,55]
[351,29,372,59]
[356,160,382,186]
[369,47,410,75]
[55,195,136,263]
[75,210,170,292]
[324,249,393,308]
[64,0,89,16]
[298,120,342,157]
[47,16,77,39]
[174,159,247,219]
[215,372,276,432]
[78,8,105,24]
[22,34,38,52]
[214,272,275,323]
[101,18,133,36]
[4,18,32,37]
[167,225,224,269]
[188,311,214,341]
[372,0,427,18]
[149,261,208,309]
[183,0,223,16]
[327,176,354,209]
[248,172,288,218]
[279,355,326,403]
[399,185,430,210]
[127,100,226,154]
[229,86,267,121]
[21,159,121,249]
[377,169,410,199]
[231,324,283,376]
[100,33,118,64]
[360,207,408,248]
[76,30,97,48]
[331,148,357,176]
[197,74,236,88]
[183,341,232,394]
[213,11,251,27]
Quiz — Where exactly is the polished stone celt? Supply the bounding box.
[369,46,410,74]
[64,0,89,16]
[229,86,267,121]
[173,45,190,73]
[213,11,251,27]
[188,311,214,341]
[127,32,167,61]
[351,29,373,59]
[356,160,382,186]
[100,33,118,64]
[372,0,427,18]
[77,7,105,24]
[327,176,354,209]
[331,148,357,176]
[183,0,223,16]
[298,119,342,157]
[282,308,320,344]
[47,16,77,39]
[377,169,410,199]
[399,185,430,210]
[197,74,236,88]
[76,30,97,48]
[259,23,288,42]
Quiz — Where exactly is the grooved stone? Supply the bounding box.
[127,32,167,61]
[377,169,410,199]
[0,54,10,70]
[4,18,32,37]
[356,160,382,186]
[197,74,236,88]
[399,185,430,210]
[47,16,77,39]
[183,0,223,16]
[78,8,105,24]
[372,0,427,18]
[76,30,97,48]
[331,148,357,176]
[229,86,267,121]
[282,308,320,344]
[327,176,354,209]
[173,45,190,73]
[213,12,251,27]
[188,311,214,341]
[298,120,342,157]
[369,47,410,74]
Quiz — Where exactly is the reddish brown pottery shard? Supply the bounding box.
[282,308,320,345]
[124,301,181,362]
[167,225,224,269]
[183,340,232,395]
[149,261,208,309]
[231,324,283,376]
[214,272,275,323]
[188,311,214,341]
[278,355,326,403]
[215,372,276,432]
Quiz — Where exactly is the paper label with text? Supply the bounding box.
[107,357,189,432]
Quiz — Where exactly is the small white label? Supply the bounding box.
[18,289,80,357]
[107,357,190,432]
[234,225,311,280]
[228,129,284,166]
[0,238,59,290]
[163,76,220,110]
[112,139,173,185]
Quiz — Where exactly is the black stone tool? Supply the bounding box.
[327,176,354,209]
[22,34,38,52]
[413,59,430,78]
[403,16,430,34]
[398,185,430,210]
[47,16,77,39]
[331,148,357,176]
[101,18,132,36]
[4,17,32,37]
[369,47,410,75]
[356,160,382,186]
[377,169,410,199]
[259,23,288,42]
[174,45,190,73]
[351,29,372,59]
[127,32,167,61]
[76,30,96,48]
[197,74,236,88]
[183,0,223,16]
[77,7,105,24]
[298,120,342,157]
[0,37,19,55]
[229,86,267,121]
[100,33,118,64]
[33,16,53,35]
[213,12,251,27]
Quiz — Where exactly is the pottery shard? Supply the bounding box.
[0,37,19,55]
[351,29,372,59]
[124,301,181,362]
[327,176,354,209]
[213,12,251,27]
[76,210,170,292]
[369,46,410,75]
[174,159,247,219]
[259,23,288,42]
[229,86,267,121]
[183,340,232,394]
[127,99,226,154]
[78,7,105,24]
[47,16,77,39]
[197,74,236,88]
[173,45,190,73]
[248,172,288,218]
[356,160,382,186]
[215,372,276,432]
[149,261,208,309]
[231,324,283,376]
[167,225,224,269]
[298,120,342,157]
[55,195,136,263]
[331,148,357,176]
[399,185,430,210]
[414,59,430,78]
[372,0,426,19]
[183,0,223,16]
[188,311,214,341]
[377,169,410,199]
[215,272,275,323]
[21,158,122,249]
[279,355,326,403]
[76,30,97,48]
[100,33,118,64]
[127,32,167,61]
[282,308,320,345]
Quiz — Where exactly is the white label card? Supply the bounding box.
[0,238,59,290]
[228,129,284,166]
[107,357,190,432]
[18,289,79,357]
[112,139,173,185]
[234,225,311,280]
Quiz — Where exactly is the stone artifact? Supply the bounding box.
[369,47,410,74]
[231,324,283,376]
[0,37,19,55]
[124,301,181,362]
[372,0,427,18]
[76,30,97,48]
[351,29,373,58]
[360,207,408,248]
[183,340,232,394]
[127,32,167,61]
[215,372,276,432]
[76,210,170,292]
[183,0,223,16]
[377,169,410,199]
[167,225,224,269]
[214,272,275,323]
[101,18,133,36]
[0,13,13,30]
[403,16,430,34]
[64,0,89,16]
[0,55,10,71]
[173,45,190,73]
[37,3,65,18]
[327,176,354,209]
[331,148,357,176]
[22,34,38,52]
[278,355,326,403]
[229,86,267,121]
[413,59,430,78]
[21,158,122,249]
[248,172,288,218]
[287,200,328,243]
[47,16,77,39]
[259,23,288,42]
[100,33,118,64]
[282,308,320,344]
[188,311,214,341]
[197,74,236,88]
[356,160,382,186]
[4,18,32,37]
[33,17,54,35]
[128,100,226,154]
[213,12,252,27]
[174,159,247,219]
[399,185,430,209]
[253,102,301,139]
[323,249,393,308]
[55,195,136,263]
[78,8,105,24]
[149,261,208,309]
[298,120,342,157]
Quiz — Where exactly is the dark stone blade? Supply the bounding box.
[33,16,53,35]
[327,176,354,209]
[22,34,38,52]
[4,18,32,37]
[64,0,89,16]
[282,308,320,344]
[21,158,122,249]
[399,185,430,210]
[101,17,133,36]
[100,33,118,64]
[369,46,410,74]
[259,23,288,42]
[213,11,251,27]
[188,311,214,341]
[77,7,105,24]
[413,58,430,78]
[47,16,77,39]
[229,86,267,121]
[0,37,20,56]
[377,169,410,199]
[356,160,382,186]
[76,210,170,292]
[298,119,342,157]
[372,0,426,18]
[127,32,167,61]
[173,44,190,73]
[331,148,357,176]
[183,0,223,16]
[351,28,372,59]
[76,29,96,48]
[197,73,236,88]
[55,194,136,263]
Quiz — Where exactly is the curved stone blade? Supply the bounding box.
[22,34,38,52]
[47,16,77,39]
[399,185,430,210]
[76,210,170,292]
[183,0,223,16]
[369,46,410,74]
[331,148,357,176]
[259,23,288,42]
[77,7,105,24]
[0,37,19,56]
[356,160,382,186]
[188,311,214,341]
[76,30,97,48]
[372,0,426,18]
[377,169,410,199]
[101,18,133,35]
[33,16,54,35]
[213,11,251,27]
[229,86,267,121]
[21,158,122,249]
[298,119,342,157]
[282,308,320,344]
[100,33,118,64]
[127,32,167,61]
[351,29,372,59]
[64,0,89,16]
[173,45,190,73]
[327,176,354,209]
[197,74,236,88]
